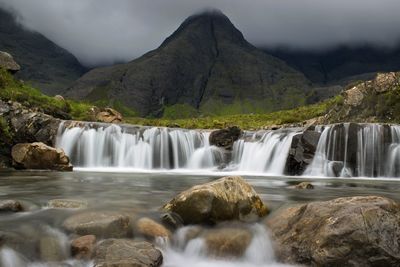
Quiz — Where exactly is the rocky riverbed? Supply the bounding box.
[1,171,400,266]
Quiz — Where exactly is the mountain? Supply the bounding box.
[66,11,311,117]
[0,8,86,95]
[266,45,400,86]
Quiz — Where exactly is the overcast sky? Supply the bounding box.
[1,0,399,66]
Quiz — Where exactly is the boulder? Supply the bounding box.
[266,196,400,266]
[135,217,171,240]
[11,142,73,171]
[54,95,65,101]
[285,130,321,175]
[71,235,96,260]
[93,239,162,267]
[90,107,123,123]
[209,126,242,150]
[203,227,253,258]
[63,211,131,238]
[48,199,88,209]
[0,51,20,73]
[163,176,268,224]
[0,199,24,212]
[294,182,314,189]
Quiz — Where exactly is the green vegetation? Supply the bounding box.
[0,67,343,130]
[0,68,137,121]
[125,95,342,130]
[360,86,400,122]
[0,117,12,144]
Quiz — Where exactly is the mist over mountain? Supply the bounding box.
[0,8,85,95]
[1,0,400,66]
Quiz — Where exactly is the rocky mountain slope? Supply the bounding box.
[0,8,86,95]
[65,11,311,117]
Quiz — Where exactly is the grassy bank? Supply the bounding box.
[124,95,342,130]
[1,67,343,130]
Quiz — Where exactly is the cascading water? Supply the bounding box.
[55,123,296,175]
[304,123,400,178]
[56,123,221,170]
[231,131,296,174]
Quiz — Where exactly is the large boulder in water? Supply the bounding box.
[63,211,131,238]
[285,129,320,175]
[0,51,20,73]
[93,239,163,267]
[11,142,72,171]
[209,126,242,150]
[266,196,400,266]
[162,176,268,224]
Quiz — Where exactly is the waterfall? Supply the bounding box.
[304,123,400,178]
[56,123,218,170]
[56,123,295,175]
[232,131,296,174]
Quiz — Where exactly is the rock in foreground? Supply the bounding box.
[163,176,268,224]
[11,142,72,171]
[63,211,131,238]
[266,196,400,266]
[93,239,162,267]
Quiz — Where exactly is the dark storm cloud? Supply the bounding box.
[1,0,399,66]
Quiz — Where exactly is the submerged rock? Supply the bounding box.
[294,182,314,189]
[135,217,171,241]
[0,199,24,212]
[71,235,96,260]
[93,239,163,267]
[266,196,400,266]
[11,142,73,171]
[39,236,67,262]
[48,199,88,209]
[209,126,242,150]
[63,211,131,238]
[203,227,253,258]
[163,176,268,224]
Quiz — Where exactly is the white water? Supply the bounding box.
[162,224,294,267]
[232,131,296,174]
[305,124,400,178]
[56,123,295,175]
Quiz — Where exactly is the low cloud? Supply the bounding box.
[1,0,399,66]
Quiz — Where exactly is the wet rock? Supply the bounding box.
[0,199,24,212]
[294,182,314,189]
[48,199,88,209]
[163,176,268,225]
[93,239,163,267]
[71,235,96,260]
[209,126,242,150]
[135,217,171,240]
[0,51,20,73]
[203,227,253,258]
[63,211,131,238]
[160,212,184,230]
[285,130,321,175]
[266,196,400,267]
[40,236,67,262]
[89,107,123,123]
[11,142,73,171]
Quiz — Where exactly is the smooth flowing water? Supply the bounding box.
[1,170,400,266]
